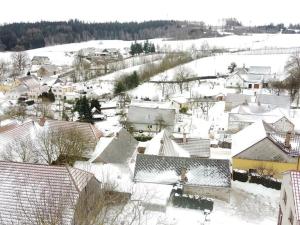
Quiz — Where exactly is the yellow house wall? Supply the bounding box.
[232,158,298,178]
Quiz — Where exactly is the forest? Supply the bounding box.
[0,20,217,51]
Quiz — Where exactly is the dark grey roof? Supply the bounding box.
[127,105,176,127]
[91,128,138,164]
[173,138,210,158]
[256,94,290,109]
[133,154,231,187]
[225,93,252,105]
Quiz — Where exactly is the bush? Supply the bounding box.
[114,71,140,95]
[233,170,248,182]
[249,174,281,190]
[179,106,188,114]
[171,192,213,211]
[134,135,152,142]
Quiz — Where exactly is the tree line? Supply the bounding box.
[129,40,156,55]
[0,20,178,51]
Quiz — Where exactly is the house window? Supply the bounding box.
[254,84,260,89]
[283,190,287,205]
[289,210,294,224]
[248,84,252,88]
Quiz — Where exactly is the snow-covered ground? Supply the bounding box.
[141,181,279,225]
[1,33,300,66]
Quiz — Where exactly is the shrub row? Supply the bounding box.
[233,170,282,190]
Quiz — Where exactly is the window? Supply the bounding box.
[283,190,287,205]
[289,210,294,224]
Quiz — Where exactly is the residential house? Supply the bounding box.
[31,56,51,65]
[127,103,176,133]
[142,129,190,157]
[225,93,253,111]
[278,171,300,225]
[228,105,293,133]
[37,64,59,77]
[225,66,274,89]
[225,93,290,112]
[0,119,102,160]
[225,67,248,88]
[90,127,138,164]
[133,154,231,202]
[0,161,103,225]
[173,134,211,158]
[232,120,300,178]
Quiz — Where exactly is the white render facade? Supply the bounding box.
[278,172,300,225]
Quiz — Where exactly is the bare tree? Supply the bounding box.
[35,129,90,165]
[4,104,27,122]
[174,66,192,94]
[284,53,300,104]
[270,79,285,96]
[0,59,9,81]
[1,138,37,163]
[155,115,167,132]
[11,51,30,79]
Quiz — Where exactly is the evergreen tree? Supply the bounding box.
[114,81,126,95]
[150,43,156,53]
[73,96,93,122]
[143,40,149,53]
[90,99,101,111]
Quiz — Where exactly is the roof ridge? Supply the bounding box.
[65,166,81,193]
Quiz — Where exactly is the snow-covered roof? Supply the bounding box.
[90,127,138,164]
[173,137,210,158]
[256,94,290,109]
[226,93,253,105]
[18,76,40,89]
[231,120,269,157]
[134,154,231,188]
[0,161,94,225]
[248,66,271,75]
[232,120,300,157]
[231,103,274,114]
[127,105,176,127]
[144,130,189,157]
[74,161,133,193]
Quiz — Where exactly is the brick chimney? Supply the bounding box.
[183,133,187,143]
[159,139,164,156]
[285,132,292,149]
[180,167,188,183]
[137,146,146,154]
[38,117,46,127]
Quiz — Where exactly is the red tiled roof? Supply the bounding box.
[290,171,300,220]
[0,161,94,224]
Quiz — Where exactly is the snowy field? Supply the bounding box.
[1,33,300,66]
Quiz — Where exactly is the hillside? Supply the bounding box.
[0,20,220,51]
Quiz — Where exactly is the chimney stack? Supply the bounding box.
[159,139,164,156]
[183,133,187,143]
[137,146,146,154]
[180,167,188,183]
[38,117,46,127]
[285,132,292,149]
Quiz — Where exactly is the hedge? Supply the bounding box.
[249,174,281,190]
[233,170,248,182]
